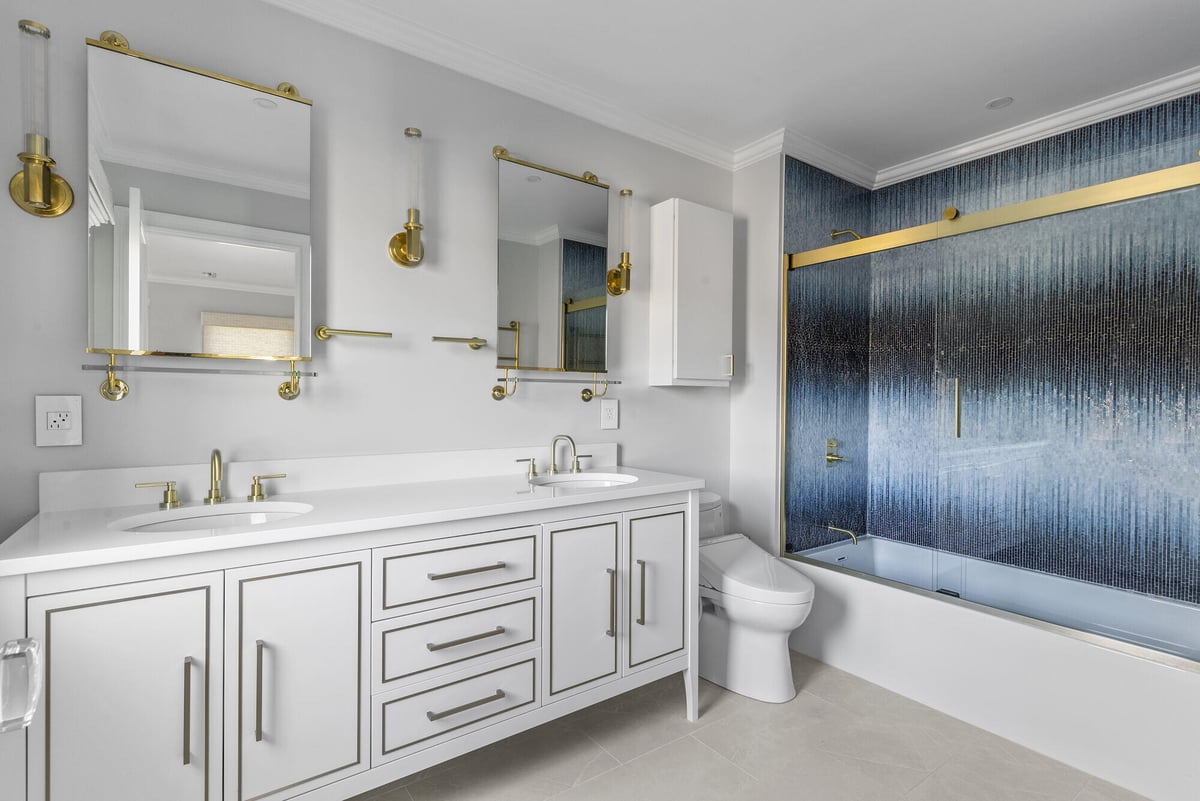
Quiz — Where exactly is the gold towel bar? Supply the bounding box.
[314,325,392,340]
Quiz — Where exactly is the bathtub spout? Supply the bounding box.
[826,525,858,545]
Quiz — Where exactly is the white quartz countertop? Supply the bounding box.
[0,466,702,577]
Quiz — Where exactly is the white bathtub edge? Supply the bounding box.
[789,561,1200,801]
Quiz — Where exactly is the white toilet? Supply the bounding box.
[698,492,815,703]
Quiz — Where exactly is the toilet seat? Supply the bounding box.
[699,533,815,605]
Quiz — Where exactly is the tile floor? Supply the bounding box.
[352,652,1148,801]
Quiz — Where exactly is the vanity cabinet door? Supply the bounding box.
[226,551,369,801]
[26,573,223,801]
[544,516,620,699]
[625,508,687,671]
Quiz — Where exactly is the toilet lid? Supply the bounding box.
[699,533,815,604]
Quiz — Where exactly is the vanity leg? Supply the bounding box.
[684,667,698,722]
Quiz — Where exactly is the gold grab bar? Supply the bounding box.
[314,325,393,340]
[954,378,962,439]
[826,525,858,545]
[432,336,488,350]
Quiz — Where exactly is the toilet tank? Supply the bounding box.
[699,492,724,539]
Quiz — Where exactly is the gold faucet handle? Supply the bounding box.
[248,474,287,502]
[135,481,180,510]
[571,454,592,473]
[515,458,537,479]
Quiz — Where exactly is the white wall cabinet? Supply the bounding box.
[226,552,368,801]
[649,198,734,386]
[26,573,223,801]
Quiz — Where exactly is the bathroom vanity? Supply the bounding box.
[0,447,701,801]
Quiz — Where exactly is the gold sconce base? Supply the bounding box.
[9,169,73,218]
[389,208,424,267]
[606,252,631,296]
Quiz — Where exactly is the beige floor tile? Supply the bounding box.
[1074,778,1151,801]
[404,717,619,801]
[906,742,1089,801]
[548,736,756,801]
[564,672,753,764]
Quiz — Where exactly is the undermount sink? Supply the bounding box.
[529,472,639,489]
[111,501,314,533]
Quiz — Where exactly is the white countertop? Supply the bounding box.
[0,466,703,577]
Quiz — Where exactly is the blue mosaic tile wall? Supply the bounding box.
[784,94,1200,604]
[561,239,607,372]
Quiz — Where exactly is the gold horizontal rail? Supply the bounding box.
[432,336,488,350]
[314,326,392,340]
[493,146,609,188]
[787,158,1200,270]
[565,295,607,313]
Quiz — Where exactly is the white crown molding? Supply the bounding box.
[261,0,735,170]
[874,64,1200,189]
[732,129,876,188]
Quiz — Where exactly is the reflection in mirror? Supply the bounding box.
[86,39,312,360]
[496,156,608,372]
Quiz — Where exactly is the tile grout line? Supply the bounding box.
[688,732,762,783]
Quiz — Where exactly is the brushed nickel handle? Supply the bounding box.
[636,560,647,626]
[182,657,192,766]
[426,689,506,721]
[426,626,506,652]
[606,568,617,638]
[428,561,507,581]
[954,377,962,439]
[254,639,265,743]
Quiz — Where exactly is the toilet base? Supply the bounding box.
[698,606,798,704]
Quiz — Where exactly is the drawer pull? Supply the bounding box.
[426,626,506,652]
[426,689,506,721]
[427,561,507,581]
[254,639,265,742]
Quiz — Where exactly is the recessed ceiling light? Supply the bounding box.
[526,174,542,183]
[985,96,1014,111]
[253,97,278,110]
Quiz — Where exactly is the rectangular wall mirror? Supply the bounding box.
[496,152,609,373]
[86,37,312,361]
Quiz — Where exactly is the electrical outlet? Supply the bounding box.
[600,398,619,430]
[35,395,83,447]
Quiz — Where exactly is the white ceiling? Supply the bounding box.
[263,0,1200,188]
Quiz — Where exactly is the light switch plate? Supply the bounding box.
[600,398,619,430]
[35,395,83,447]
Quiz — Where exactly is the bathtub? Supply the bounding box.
[799,535,1200,663]
[789,534,1200,801]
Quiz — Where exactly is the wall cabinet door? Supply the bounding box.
[545,516,619,700]
[625,509,686,671]
[26,573,223,801]
[226,551,368,801]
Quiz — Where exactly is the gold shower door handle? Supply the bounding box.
[606,568,617,637]
[954,378,962,439]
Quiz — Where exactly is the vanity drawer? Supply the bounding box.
[373,655,537,764]
[374,527,539,617]
[373,590,538,691]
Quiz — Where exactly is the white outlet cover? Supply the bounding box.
[600,398,619,430]
[35,395,83,447]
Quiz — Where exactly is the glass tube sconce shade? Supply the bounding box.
[606,189,633,295]
[389,127,425,266]
[10,19,73,217]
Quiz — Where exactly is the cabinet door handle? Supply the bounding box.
[254,639,265,743]
[605,568,617,638]
[724,354,735,378]
[182,657,192,766]
[427,561,507,581]
[426,689,506,722]
[426,626,506,652]
[636,560,647,626]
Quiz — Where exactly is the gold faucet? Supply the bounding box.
[204,449,225,504]
[548,434,578,474]
[826,525,858,545]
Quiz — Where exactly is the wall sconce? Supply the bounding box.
[606,189,632,295]
[388,127,425,266]
[9,20,73,217]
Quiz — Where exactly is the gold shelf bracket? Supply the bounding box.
[99,353,129,402]
[277,360,301,401]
